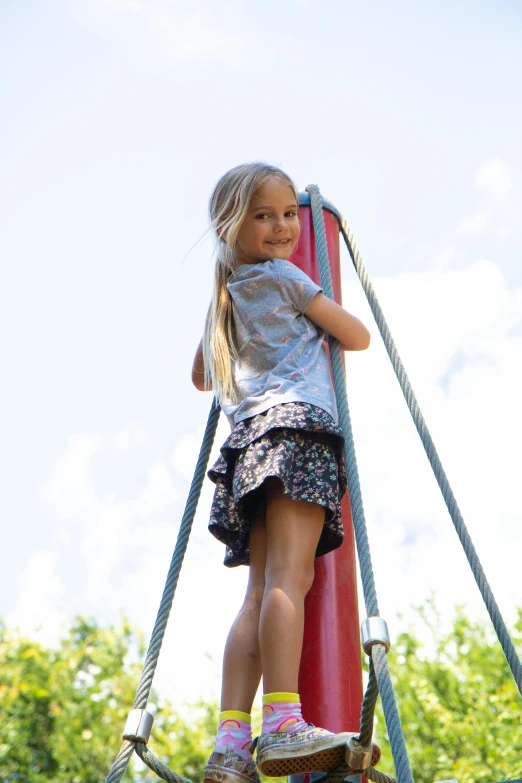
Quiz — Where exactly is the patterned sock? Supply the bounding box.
[262,692,308,734]
[215,710,253,761]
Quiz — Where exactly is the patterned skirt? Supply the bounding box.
[208,401,347,567]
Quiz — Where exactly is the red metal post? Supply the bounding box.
[289,199,363,735]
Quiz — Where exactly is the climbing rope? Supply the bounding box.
[105,400,221,783]
[357,658,379,748]
[365,770,400,783]
[307,184,414,783]
[337,208,522,697]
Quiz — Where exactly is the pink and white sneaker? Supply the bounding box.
[254,725,353,777]
[204,748,261,783]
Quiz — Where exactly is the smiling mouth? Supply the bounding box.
[267,239,291,245]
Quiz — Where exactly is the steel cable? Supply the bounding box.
[338,215,522,696]
[105,400,220,783]
[306,184,414,783]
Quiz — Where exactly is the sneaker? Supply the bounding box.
[254,725,353,777]
[204,748,261,783]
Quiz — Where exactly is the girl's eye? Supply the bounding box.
[255,211,297,220]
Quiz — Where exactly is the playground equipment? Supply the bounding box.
[105,186,522,783]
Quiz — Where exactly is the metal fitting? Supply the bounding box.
[361,617,390,655]
[369,739,381,767]
[123,709,154,743]
[344,736,381,772]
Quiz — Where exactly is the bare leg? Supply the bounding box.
[220,508,267,713]
[260,479,325,695]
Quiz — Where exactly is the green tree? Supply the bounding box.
[0,617,218,782]
[373,603,522,783]
[2,608,521,782]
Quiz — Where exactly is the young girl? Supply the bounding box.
[192,163,371,783]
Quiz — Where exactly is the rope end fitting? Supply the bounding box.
[123,709,154,743]
[345,734,381,772]
[361,617,391,655]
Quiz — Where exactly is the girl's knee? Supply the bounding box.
[265,559,315,597]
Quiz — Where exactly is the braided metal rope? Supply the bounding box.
[338,215,522,697]
[306,187,379,618]
[106,399,221,783]
[135,742,192,783]
[105,740,135,783]
[358,658,379,747]
[306,185,414,783]
[365,767,398,783]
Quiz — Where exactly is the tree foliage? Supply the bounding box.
[373,603,522,783]
[1,606,521,782]
[0,617,217,782]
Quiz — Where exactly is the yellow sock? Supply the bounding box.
[262,692,300,704]
[218,710,251,724]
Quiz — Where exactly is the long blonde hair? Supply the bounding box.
[203,162,298,402]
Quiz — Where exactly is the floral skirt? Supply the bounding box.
[208,402,347,567]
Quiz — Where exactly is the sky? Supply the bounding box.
[1,0,522,718]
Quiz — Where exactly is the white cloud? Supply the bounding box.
[136,462,179,512]
[41,433,102,520]
[433,247,455,270]
[38,418,242,702]
[170,431,207,480]
[343,254,522,632]
[107,0,142,10]
[455,213,487,235]
[113,426,146,450]
[475,158,512,201]
[70,0,247,65]
[41,427,180,598]
[6,551,68,646]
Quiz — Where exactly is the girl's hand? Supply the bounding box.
[305,293,371,351]
[192,339,212,390]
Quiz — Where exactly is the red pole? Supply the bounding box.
[289,196,363,735]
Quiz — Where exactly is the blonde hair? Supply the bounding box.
[203,162,298,402]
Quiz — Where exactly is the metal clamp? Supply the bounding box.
[123,709,154,743]
[361,617,391,655]
[345,735,381,772]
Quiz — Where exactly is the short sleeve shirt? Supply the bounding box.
[220,258,338,426]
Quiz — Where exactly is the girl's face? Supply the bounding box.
[234,178,300,266]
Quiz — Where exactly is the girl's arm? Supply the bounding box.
[192,339,212,390]
[305,293,371,351]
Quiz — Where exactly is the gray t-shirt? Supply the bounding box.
[220,258,338,426]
